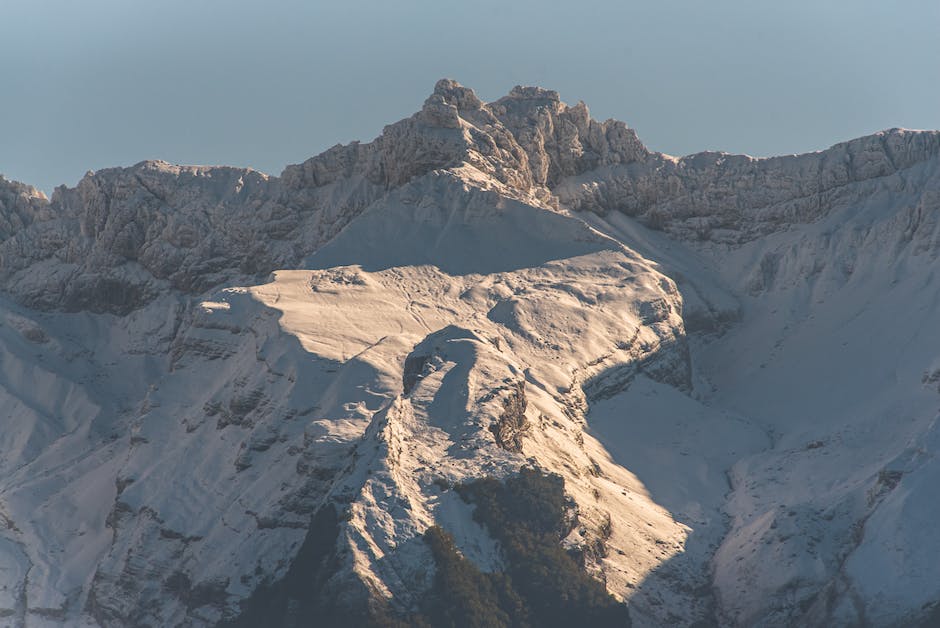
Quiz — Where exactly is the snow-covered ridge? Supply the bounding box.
[2,79,936,314]
[559,126,940,243]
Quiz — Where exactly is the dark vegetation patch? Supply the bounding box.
[220,469,629,628]
[410,468,631,627]
[218,504,372,628]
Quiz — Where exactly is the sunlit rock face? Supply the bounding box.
[0,80,938,627]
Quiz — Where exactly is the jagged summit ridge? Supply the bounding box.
[0,80,938,314]
[559,124,940,242]
[283,78,649,197]
[0,80,655,313]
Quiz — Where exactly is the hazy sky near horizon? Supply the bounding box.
[3,1,939,194]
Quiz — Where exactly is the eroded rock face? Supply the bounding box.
[0,161,383,313]
[490,85,650,186]
[489,380,529,453]
[0,177,48,240]
[556,127,940,243]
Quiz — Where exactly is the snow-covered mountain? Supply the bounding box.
[1,79,939,627]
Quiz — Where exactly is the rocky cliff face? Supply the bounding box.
[557,127,940,242]
[0,80,939,627]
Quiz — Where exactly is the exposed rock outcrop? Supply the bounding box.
[556,127,940,243]
[489,380,529,452]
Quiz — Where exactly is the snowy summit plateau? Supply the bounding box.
[1,79,940,627]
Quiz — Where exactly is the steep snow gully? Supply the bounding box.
[0,79,939,626]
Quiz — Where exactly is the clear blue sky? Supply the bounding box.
[3,1,939,194]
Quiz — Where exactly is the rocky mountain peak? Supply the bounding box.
[0,175,49,240]
[408,79,651,191]
[426,77,484,114]
[506,84,562,103]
